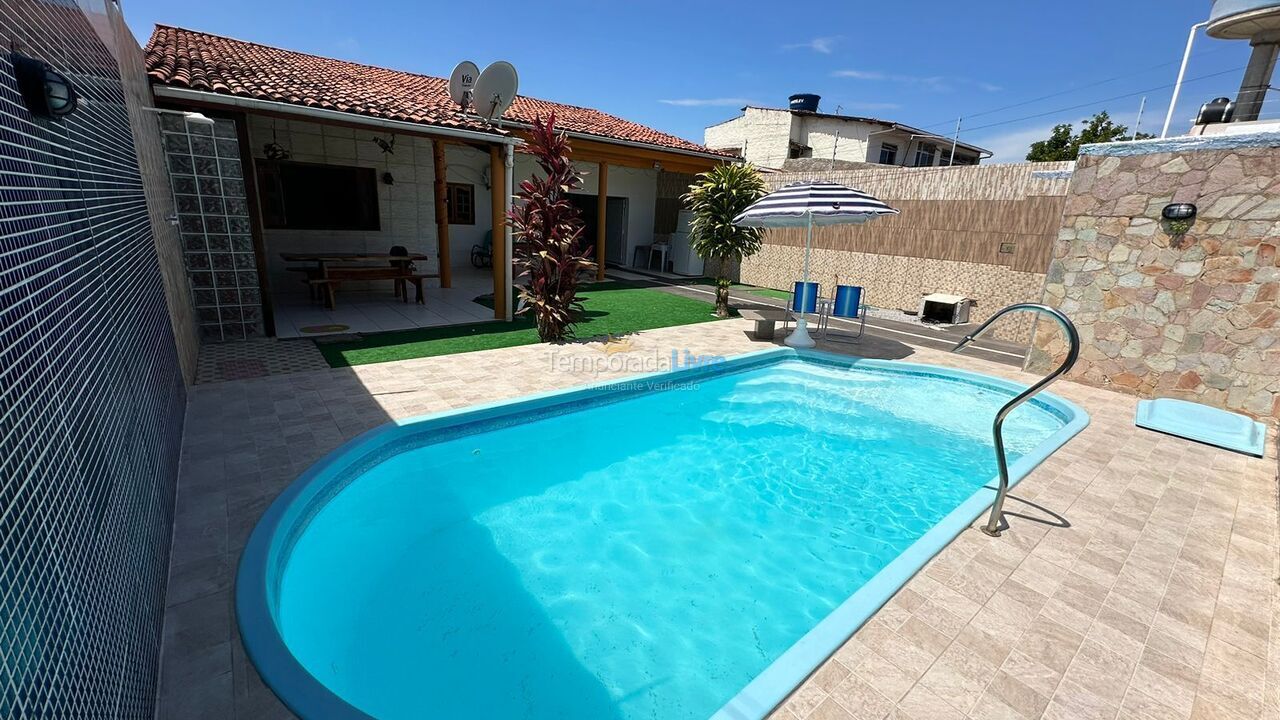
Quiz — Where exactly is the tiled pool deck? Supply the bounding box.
[160,319,1278,720]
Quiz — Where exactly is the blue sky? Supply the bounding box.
[124,1,1262,162]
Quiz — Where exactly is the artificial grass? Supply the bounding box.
[317,281,722,367]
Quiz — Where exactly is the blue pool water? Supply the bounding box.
[257,354,1081,720]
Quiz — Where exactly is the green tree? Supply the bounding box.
[1026,111,1154,162]
[682,163,767,317]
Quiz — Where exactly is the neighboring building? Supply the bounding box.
[142,26,730,339]
[705,95,989,170]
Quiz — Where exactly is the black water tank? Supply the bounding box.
[789,94,820,112]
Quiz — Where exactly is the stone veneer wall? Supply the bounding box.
[1028,134,1280,420]
[739,163,1074,342]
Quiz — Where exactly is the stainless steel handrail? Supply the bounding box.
[951,303,1081,537]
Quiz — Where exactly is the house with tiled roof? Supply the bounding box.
[142,25,730,339]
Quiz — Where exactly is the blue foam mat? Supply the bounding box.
[1135,398,1266,458]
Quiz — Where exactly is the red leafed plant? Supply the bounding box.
[508,112,596,342]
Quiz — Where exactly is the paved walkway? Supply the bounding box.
[159,319,1277,720]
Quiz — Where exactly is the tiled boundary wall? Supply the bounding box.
[738,162,1074,342]
[0,1,188,718]
[1028,134,1280,420]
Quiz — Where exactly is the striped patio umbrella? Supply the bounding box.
[733,180,898,347]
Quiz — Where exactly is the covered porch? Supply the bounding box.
[153,86,516,342]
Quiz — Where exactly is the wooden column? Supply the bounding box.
[489,146,507,320]
[596,161,608,281]
[432,141,452,288]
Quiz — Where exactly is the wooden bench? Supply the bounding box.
[739,308,787,340]
[306,267,438,309]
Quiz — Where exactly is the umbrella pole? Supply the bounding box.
[785,212,817,348]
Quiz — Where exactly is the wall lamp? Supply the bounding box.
[1162,203,1196,221]
[13,53,77,119]
[142,107,216,125]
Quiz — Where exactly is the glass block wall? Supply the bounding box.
[0,1,187,718]
[160,115,263,340]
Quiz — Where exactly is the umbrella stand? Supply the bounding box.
[785,211,817,348]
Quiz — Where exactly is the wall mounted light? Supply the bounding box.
[13,53,77,119]
[1161,203,1197,221]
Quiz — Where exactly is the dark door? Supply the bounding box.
[569,194,628,266]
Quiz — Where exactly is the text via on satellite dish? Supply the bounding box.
[449,61,479,111]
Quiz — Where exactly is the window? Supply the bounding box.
[913,144,937,167]
[952,154,979,166]
[878,142,898,165]
[256,160,379,230]
[446,183,475,225]
[788,143,812,160]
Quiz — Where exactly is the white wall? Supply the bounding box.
[246,115,439,295]
[512,156,658,269]
[442,143,493,271]
[796,116,875,164]
[704,107,793,168]
[704,109,983,168]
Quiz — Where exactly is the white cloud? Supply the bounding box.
[977,82,1003,93]
[831,69,885,80]
[333,37,361,56]
[831,69,949,91]
[658,98,755,107]
[783,36,840,54]
[970,124,1058,163]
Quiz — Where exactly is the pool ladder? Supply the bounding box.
[951,303,1080,537]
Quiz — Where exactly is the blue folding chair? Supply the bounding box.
[819,285,867,342]
[782,281,822,334]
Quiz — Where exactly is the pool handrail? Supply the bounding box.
[951,303,1081,537]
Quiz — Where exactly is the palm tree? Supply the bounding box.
[683,164,766,317]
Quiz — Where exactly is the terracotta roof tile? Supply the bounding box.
[144,26,729,157]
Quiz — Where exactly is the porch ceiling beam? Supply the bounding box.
[152,85,519,148]
[510,134,722,175]
[502,121,731,164]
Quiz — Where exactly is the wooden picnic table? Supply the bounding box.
[280,252,432,269]
[280,252,436,309]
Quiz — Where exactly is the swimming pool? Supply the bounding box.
[236,348,1088,720]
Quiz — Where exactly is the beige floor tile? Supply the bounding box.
[162,318,1280,720]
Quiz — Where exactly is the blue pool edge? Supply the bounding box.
[234,347,1091,720]
[712,350,1091,720]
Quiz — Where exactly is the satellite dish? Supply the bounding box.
[448,61,479,110]
[472,61,519,123]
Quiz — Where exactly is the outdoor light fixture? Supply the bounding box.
[1162,203,1197,221]
[13,53,77,119]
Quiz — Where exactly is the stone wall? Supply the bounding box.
[1028,134,1280,420]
